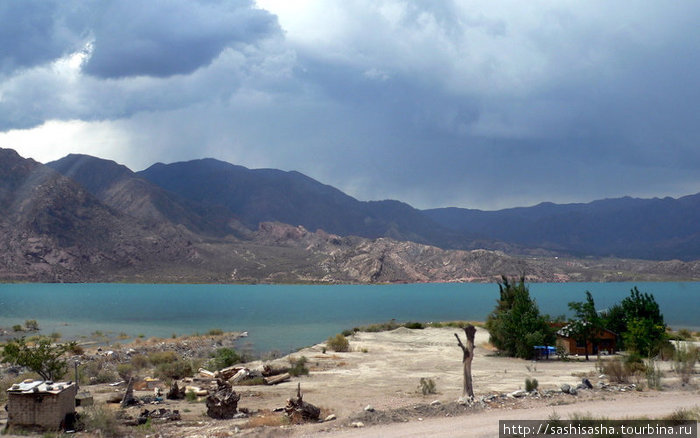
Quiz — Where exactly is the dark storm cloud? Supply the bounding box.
[1,0,699,209]
[82,0,279,78]
[0,1,83,74]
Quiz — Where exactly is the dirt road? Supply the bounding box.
[296,391,699,438]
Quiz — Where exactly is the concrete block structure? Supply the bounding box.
[6,380,77,430]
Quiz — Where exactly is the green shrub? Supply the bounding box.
[12,324,23,332]
[67,343,84,355]
[207,328,224,336]
[525,378,539,392]
[185,390,198,402]
[236,376,266,386]
[419,377,436,395]
[130,354,149,369]
[208,348,241,370]
[116,363,135,381]
[341,329,354,337]
[49,332,62,340]
[148,351,178,365]
[404,322,425,330]
[155,360,193,380]
[326,333,350,352]
[288,356,309,377]
[24,320,39,331]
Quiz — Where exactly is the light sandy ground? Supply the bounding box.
[4,326,695,437]
[153,326,698,437]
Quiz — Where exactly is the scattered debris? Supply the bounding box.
[364,404,375,412]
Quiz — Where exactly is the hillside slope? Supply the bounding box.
[425,195,700,260]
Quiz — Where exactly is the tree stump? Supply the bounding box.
[285,383,320,423]
[206,379,240,419]
[166,381,186,400]
[455,324,476,400]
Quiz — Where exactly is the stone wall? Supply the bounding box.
[7,385,77,429]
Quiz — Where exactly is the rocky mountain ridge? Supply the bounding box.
[2,148,699,283]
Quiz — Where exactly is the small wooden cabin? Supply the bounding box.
[556,325,617,356]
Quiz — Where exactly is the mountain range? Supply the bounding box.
[1,147,699,283]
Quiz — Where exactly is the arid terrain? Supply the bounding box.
[3,326,693,437]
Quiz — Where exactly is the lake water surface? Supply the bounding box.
[0,282,697,352]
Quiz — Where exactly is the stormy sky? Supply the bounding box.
[0,0,698,210]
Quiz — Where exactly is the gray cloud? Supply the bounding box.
[82,0,279,78]
[0,1,84,74]
[0,0,698,209]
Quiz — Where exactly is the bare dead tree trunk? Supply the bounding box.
[455,324,476,399]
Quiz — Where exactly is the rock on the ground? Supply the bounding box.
[324,414,337,422]
[560,383,571,394]
[364,404,375,412]
[351,421,365,428]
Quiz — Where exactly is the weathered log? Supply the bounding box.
[206,380,240,419]
[229,368,250,384]
[285,383,320,423]
[216,365,245,380]
[198,368,216,379]
[264,372,290,385]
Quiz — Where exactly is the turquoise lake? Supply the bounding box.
[0,282,697,352]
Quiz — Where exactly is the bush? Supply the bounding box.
[326,334,350,352]
[419,377,436,395]
[155,360,193,380]
[185,390,198,402]
[673,343,698,385]
[12,324,22,332]
[148,351,178,365]
[2,337,76,381]
[525,378,539,392]
[80,405,121,437]
[116,363,135,381]
[208,348,241,370]
[207,328,224,336]
[646,358,662,390]
[602,358,633,383]
[288,356,309,377]
[404,322,425,330]
[80,360,118,385]
[130,354,149,369]
[24,320,39,331]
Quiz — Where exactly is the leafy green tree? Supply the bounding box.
[567,291,602,360]
[485,276,555,359]
[1,337,76,381]
[620,287,667,357]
